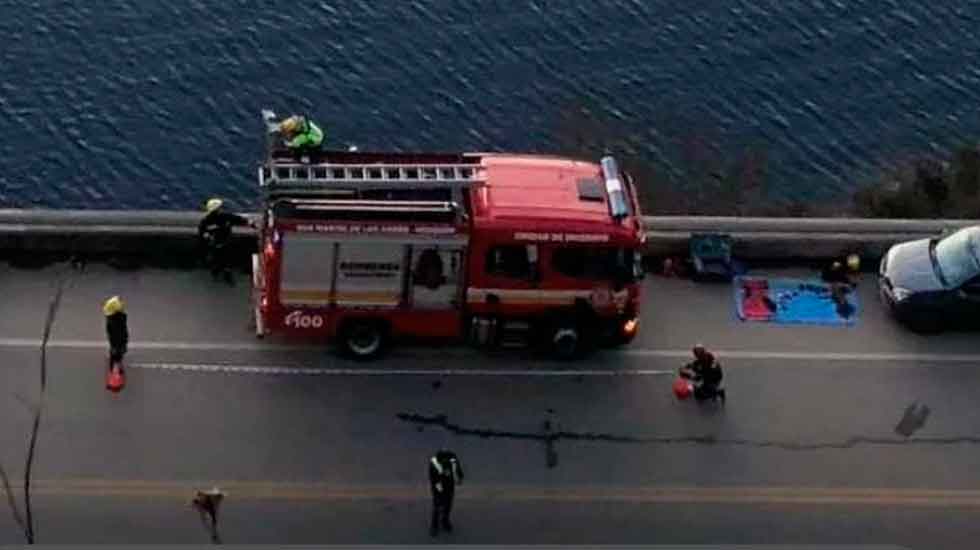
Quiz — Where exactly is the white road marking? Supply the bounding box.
[625,349,980,362]
[129,362,675,376]
[1,337,979,365]
[16,479,980,506]
[0,338,319,352]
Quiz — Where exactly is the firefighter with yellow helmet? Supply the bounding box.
[103,296,128,371]
[822,253,862,286]
[278,114,324,152]
[198,198,253,285]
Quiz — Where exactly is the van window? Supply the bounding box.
[552,246,636,282]
[486,246,531,279]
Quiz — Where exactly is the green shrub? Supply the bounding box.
[852,146,980,219]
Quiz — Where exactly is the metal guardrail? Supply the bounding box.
[642,216,976,234]
[641,216,977,259]
[0,210,973,260]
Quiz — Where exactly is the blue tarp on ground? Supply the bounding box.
[734,276,859,326]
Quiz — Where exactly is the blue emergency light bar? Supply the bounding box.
[600,156,631,220]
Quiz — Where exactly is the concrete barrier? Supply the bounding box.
[0,209,256,267]
[0,209,973,265]
[642,216,977,260]
[643,216,976,234]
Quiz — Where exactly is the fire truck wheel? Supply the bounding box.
[339,320,389,360]
[551,324,582,360]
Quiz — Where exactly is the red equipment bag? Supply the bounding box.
[106,365,126,393]
[672,377,693,400]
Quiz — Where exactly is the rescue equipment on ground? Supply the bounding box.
[673,377,694,400]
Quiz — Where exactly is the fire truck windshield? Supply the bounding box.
[551,246,642,283]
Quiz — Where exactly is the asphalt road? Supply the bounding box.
[0,263,978,547]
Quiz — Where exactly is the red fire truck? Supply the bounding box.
[252,119,646,359]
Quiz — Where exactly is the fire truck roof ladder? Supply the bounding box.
[260,109,484,198]
[259,160,485,196]
[280,199,459,214]
[272,198,463,224]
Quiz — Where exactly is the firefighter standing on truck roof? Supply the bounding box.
[429,449,463,537]
[278,114,324,152]
[198,198,252,285]
[103,296,128,371]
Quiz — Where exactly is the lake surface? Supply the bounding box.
[1,0,978,209]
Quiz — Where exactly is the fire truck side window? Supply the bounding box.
[552,246,635,281]
[485,246,531,279]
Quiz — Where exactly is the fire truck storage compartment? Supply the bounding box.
[279,233,337,306]
[277,231,467,339]
[334,241,404,307]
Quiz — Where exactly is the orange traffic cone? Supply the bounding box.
[106,364,126,393]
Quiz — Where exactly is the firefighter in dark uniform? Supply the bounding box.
[428,449,463,536]
[192,487,225,543]
[198,198,252,285]
[679,344,726,402]
[103,296,128,371]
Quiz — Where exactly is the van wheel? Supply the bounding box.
[905,312,944,334]
[339,320,388,360]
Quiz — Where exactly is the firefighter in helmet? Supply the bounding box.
[198,198,252,285]
[278,114,324,152]
[192,487,225,543]
[822,253,861,286]
[103,296,128,371]
[428,449,464,536]
[679,344,725,402]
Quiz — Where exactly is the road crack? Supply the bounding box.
[397,412,980,451]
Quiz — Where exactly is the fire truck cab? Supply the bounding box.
[253,114,645,360]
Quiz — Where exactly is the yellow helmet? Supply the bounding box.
[205,198,223,213]
[103,296,124,316]
[846,253,861,272]
[279,115,302,134]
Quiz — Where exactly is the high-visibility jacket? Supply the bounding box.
[428,451,463,494]
[286,120,324,149]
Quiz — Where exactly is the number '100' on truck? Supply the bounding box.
[252,121,646,360]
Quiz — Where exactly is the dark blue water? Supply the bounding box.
[1,0,979,210]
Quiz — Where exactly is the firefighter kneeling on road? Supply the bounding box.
[198,198,253,285]
[679,344,726,403]
[429,449,464,537]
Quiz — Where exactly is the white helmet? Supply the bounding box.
[205,198,223,213]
